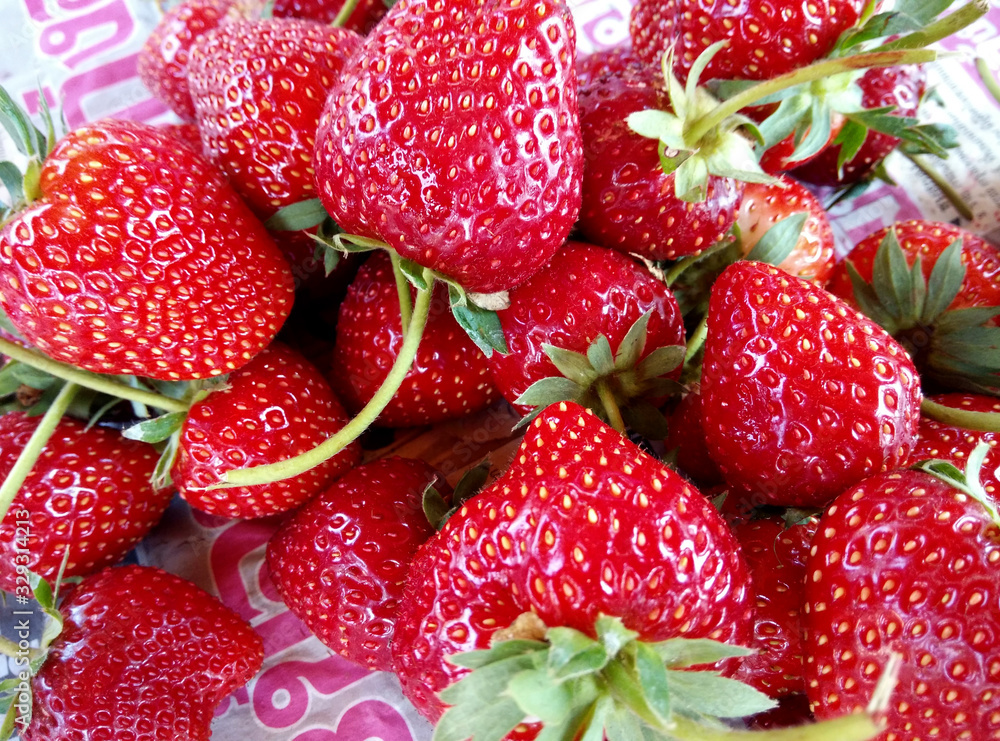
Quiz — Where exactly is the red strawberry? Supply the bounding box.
[663,384,725,487]
[267,456,448,671]
[392,401,754,727]
[735,175,835,285]
[577,62,744,261]
[27,564,263,740]
[575,44,647,90]
[910,392,1000,468]
[0,119,295,381]
[791,64,927,187]
[171,341,360,518]
[629,0,870,83]
[187,18,362,220]
[802,458,1000,740]
[0,413,169,591]
[158,121,204,152]
[827,220,1000,394]
[271,0,385,32]
[486,241,686,430]
[732,514,819,699]
[329,251,498,427]
[313,0,583,294]
[700,261,922,507]
[137,0,234,121]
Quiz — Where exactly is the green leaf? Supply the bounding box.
[635,345,685,381]
[664,670,777,718]
[756,94,811,150]
[703,134,775,186]
[404,259,433,292]
[422,484,451,529]
[658,145,693,177]
[506,669,574,724]
[29,572,54,609]
[9,362,56,390]
[634,642,672,724]
[613,312,652,372]
[626,110,687,151]
[451,301,508,358]
[433,696,526,741]
[264,198,329,231]
[0,161,22,207]
[330,232,389,253]
[832,119,870,174]
[745,212,808,267]
[651,637,756,668]
[447,640,548,670]
[603,702,645,741]
[870,227,920,321]
[935,306,1000,333]
[587,336,615,377]
[545,345,598,386]
[673,155,711,203]
[921,237,966,323]
[0,85,43,158]
[547,627,611,680]
[514,376,583,409]
[121,411,187,444]
[846,260,897,331]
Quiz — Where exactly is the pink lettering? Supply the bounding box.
[57,53,168,126]
[252,656,370,729]
[291,701,416,740]
[40,0,135,69]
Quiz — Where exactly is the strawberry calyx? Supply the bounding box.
[513,311,685,438]
[911,440,1000,525]
[423,460,489,530]
[435,613,887,741]
[844,228,1000,395]
[0,86,62,223]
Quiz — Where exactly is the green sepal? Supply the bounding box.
[632,642,672,725]
[658,144,693,177]
[506,669,575,724]
[869,227,921,321]
[744,212,808,267]
[912,440,1000,523]
[264,198,329,231]
[613,312,652,372]
[422,483,451,530]
[122,411,187,444]
[634,345,685,382]
[650,637,756,668]
[150,429,182,491]
[674,155,711,203]
[445,283,508,358]
[922,237,966,323]
[626,110,686,151]
[703,131,775,186]
[595,614,640,657]
[547,627,613,680]
[0,161,23,208]
[832,118,871,172]
[0,307,22,340]
[546,346,600,386]
[664,670,777,718]
[433,695,526,741]
[836,0,954,51]
[603,703,645,741]
[897,122,960,158]
[3,362,57,392]
[0,695,17,741]
[514,376,582,412]
[446,639,548,670]
[587,336,615,377]
[0,85,44,159]
[452,460,490,508]
[846,260,897,331]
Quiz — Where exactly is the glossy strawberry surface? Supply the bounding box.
[803,469,1000,740]
[700,261,922,507]
[908,392,1000,491]
[486,242,686,411]
[28,565,263,740]
[272,0,385,32]
[172,341,360,518]
[392,401,753,723]
[0,119,295,380]
[0,413,168,592]
[328,252,498,427]
[630,0,869,82]
[577,65,743,260]
[313,0,583,293]
[267,457,447,671]
[188,18,362,218]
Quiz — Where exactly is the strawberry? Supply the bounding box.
[629,0,870,83]
[170,341,360,519]
[663,384,725,487]
[187,17,362,220]
[25,564,263,740]
[791,64,928,187]
[271,0,385,31]
[575,44,647,90]
[485,241,686,433]
[392,401,755,730]
[731,514,819,699]
[577,60,744,261]
[0,412,169,591]
[0,118,295,381]
[328,251,498,428]
[700,261,922,507]
[137,0,234,122]
[802,449,1000,740]
[267,456,448,671]
[735,175,836,285]
[826,220,1000,395]
[313,0,583,294]
[158,121,204,152]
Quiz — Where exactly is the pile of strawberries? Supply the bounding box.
[0,0,998,738]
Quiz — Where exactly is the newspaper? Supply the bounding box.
[1,0,999,739]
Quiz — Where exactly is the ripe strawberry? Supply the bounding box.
[629,0,870,82]
[907,392,1000,491]
[663,384,725,487]
[158,121,204,152]
[826,220,1000,394]
[700,261,922,507]
[328,251,498,427]
[392,401,754,726]
[171,341,360,519]
[791,64,927,187]
[313,0,583,294]
[187,18,362,220]
[0,119,295,381]
[267,456,449,671]
[486,241,686,430]
[802,456,1000,740]
[271,0,385,31]
[577,62,744,261]
[732,514,819,699]
[575,44,647,90]
[27,564,263,739]
[735,175,835,285]
[0,413,169,592]
[137,0,233,121]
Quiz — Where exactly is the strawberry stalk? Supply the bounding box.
[0,381,78,522]
[330,0,362,28]
[390,251,414,334]
[976,57,1000,106]
[667,713,880,741]
[0,337,188,414]
[220,268,435,488]
[594,378,626,433]
[902,152,974,220]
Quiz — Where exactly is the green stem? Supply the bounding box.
[686,49,938,145]
[667,712,880,741]
[220,273,434,488]
[880,0,989,51]
[595,379,626,433]
[331,0,362,27]
[0,338,188,414]
[684,314,709,370]
[390,251,413,335]
[920,397,1000,432]
[903,152,974,221]
[0,382,78,523]
[977,57,1000,107]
